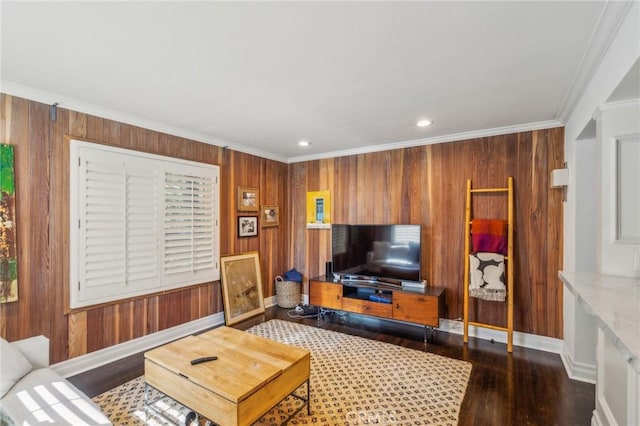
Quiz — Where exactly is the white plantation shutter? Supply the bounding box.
[164,170,216,282]
[70,140,219,308]
[125,168,159,283]
[79,153,127,300]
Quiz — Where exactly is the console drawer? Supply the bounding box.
[393,292,439,326]
[309,281,343,310]
[342,297,392,318]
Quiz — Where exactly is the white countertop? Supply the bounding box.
[559,271,640,373]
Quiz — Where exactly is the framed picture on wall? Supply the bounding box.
[237,186,259,212]
[261,205,279,227]
[220,252,265,325]
[238,216,258,237]
[306,190,331,229]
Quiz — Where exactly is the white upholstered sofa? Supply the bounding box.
[0,335,111,425]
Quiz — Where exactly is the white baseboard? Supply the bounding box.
[595,393,618,426]
[52,303,571,380]
[437,318,565,354]
[591,409,603,426]
[51,312,225,378]
[264,295,277,307]
[560,344,597,384]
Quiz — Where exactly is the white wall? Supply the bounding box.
[561,0,639,387]
[594,101,640,278]
[564,1,640,274]
[574,137,598,272]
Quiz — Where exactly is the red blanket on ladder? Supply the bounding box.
[471,219,507,255]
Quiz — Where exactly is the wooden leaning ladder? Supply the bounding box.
[463,177,514,352]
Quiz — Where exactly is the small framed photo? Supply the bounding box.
[261,205,279,227]
[237,186,259,212]
[238,216,258,237]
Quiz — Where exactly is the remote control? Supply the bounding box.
[190,356,218,365]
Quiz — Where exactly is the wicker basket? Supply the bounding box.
[275,276,301,308]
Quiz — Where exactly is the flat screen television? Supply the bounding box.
[331,224,421,283]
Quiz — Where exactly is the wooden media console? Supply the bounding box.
[309,276,446,340]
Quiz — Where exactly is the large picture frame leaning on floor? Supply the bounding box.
[220,251,265,325]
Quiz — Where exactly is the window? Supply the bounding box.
[69,140,219,309]
[392,225,421,244]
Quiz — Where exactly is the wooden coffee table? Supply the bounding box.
[144,326,311,425]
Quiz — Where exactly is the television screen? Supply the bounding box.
[331,224,421,283]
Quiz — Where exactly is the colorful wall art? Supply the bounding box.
[306,190,331,229]
[0,144,18,303]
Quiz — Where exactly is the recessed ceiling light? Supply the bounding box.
[298,140,310,147]
[417,119,433,127]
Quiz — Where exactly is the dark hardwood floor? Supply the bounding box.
[69,306,595,425]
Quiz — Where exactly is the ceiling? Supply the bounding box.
[0,1,632,162]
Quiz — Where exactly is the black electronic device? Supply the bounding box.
[190,356,218,365]
[325,261,333,277]
[295,304,319,315]
[331,224,421,282]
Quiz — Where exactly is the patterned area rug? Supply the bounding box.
[93,320,472,425]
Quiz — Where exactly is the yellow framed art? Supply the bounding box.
[306,190,331,229]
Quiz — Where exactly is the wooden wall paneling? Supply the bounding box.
[439,141,463,323]
[49,107,71,362]
[346,156,359,225]
[220,148,234,257]
[147,296,159,334]
[370,152,386,224]
[86,115,104,142]
[26,101,52,338]
[258,158,290,296]
[413,147,428,224]
[132,298,146,339]
[69,110,87,138]
[86,307,104,353]
[425,144,442,296]
[422,146,434,286]
[288,163,307,290]
[418,147,431,291]
[0,94,8,141]
[385,150,401,224]
[117,301,133,344]
[0,93,564,355]
[525,130,543,335]
[189,287,201,321]
[547,127,564,338]
[211,283,222,314]
[331,158,344,224]
[180,289,192,324]
[290,129,564,338]
[202,284,216,318]
[68,311,87,358]
[158,293,178,330]
[9,96,30,342]
[354,154,367,221]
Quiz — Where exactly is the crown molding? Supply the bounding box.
[594,97,640,118]
[287,120,564,163]
[556,1,635,124]
[2,81,564,165]
[0,81,289,164]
